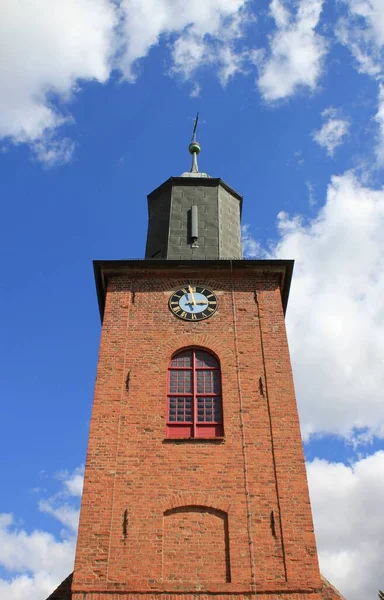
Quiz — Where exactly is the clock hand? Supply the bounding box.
[188,285,197,306]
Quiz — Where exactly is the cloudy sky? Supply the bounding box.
[1,1,384,599]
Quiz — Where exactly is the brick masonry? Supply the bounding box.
[47,262,347,600]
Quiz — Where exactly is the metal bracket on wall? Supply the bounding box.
[125,370,131,392]
[270,510,277,538]
[123,509,129,539]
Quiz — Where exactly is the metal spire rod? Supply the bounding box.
[189,112,201,173]
[191,112,199,142]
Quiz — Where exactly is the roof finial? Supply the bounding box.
[188,112,200,173]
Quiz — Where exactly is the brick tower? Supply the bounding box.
[48,130,346,600]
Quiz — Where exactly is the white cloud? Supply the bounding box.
[190,82,201,98]
[171,32,214,81]
[0,468,83,600]
[336,0,384,78]
[217,46,248,87]
[307,451,384,600]
[242,224,264,258]
[39,501,80,534]
[312,107,350,156]
[0,0,251,165]
[336,1,384,165]
[0,571,69,600]
[306,180,316,206]
[0,0,117,165]
[375,84,384,165]
[270,171,384,442]
[0,513,74,579]
[118,0,249,80]
[31,137,76,169]
[166,1,250,85]
[60,468,84,498]
[256,0,328,101]
[38,467,84,532]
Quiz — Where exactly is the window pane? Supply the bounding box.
[196,370,221,393]
[170,351,192,368]
[196,371,204,393]
[195,350,218,368]
[169,397,192,422]
[169,370,192,393]
[169,371,177,393]
[212,371,221,393]
[168,349,223,436]
[197,396,222,423]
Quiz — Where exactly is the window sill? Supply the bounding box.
[163,437,226,444]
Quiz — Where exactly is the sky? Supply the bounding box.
[0,0,384,599]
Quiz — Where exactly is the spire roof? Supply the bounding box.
[181,112,210,178]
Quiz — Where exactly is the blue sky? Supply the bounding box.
[1,1,384,599]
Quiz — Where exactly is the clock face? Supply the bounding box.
[169,286,218,321]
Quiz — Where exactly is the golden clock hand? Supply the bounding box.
[185,299,207,305]
[188,285,197,306]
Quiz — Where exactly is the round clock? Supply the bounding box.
[169,285,218,321]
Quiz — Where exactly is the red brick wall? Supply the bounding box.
[163,506,230,583]
[321,577,347,599]
[72,264,322,599]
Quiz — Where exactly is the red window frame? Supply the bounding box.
[166,348,223,439]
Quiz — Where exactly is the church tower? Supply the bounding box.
[48,124,346,600]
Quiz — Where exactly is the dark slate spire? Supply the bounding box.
[145,121,243,260]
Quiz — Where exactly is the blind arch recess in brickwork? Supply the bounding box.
[167,348,223,439]
[163,505,231,584]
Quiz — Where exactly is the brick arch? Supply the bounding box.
[169,344,221,365]
[130,277,234,294]
[162,504,231,584]
[160,492,231,514]
[158,333,234,370]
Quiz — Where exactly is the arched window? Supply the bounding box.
[167,348,223,439]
